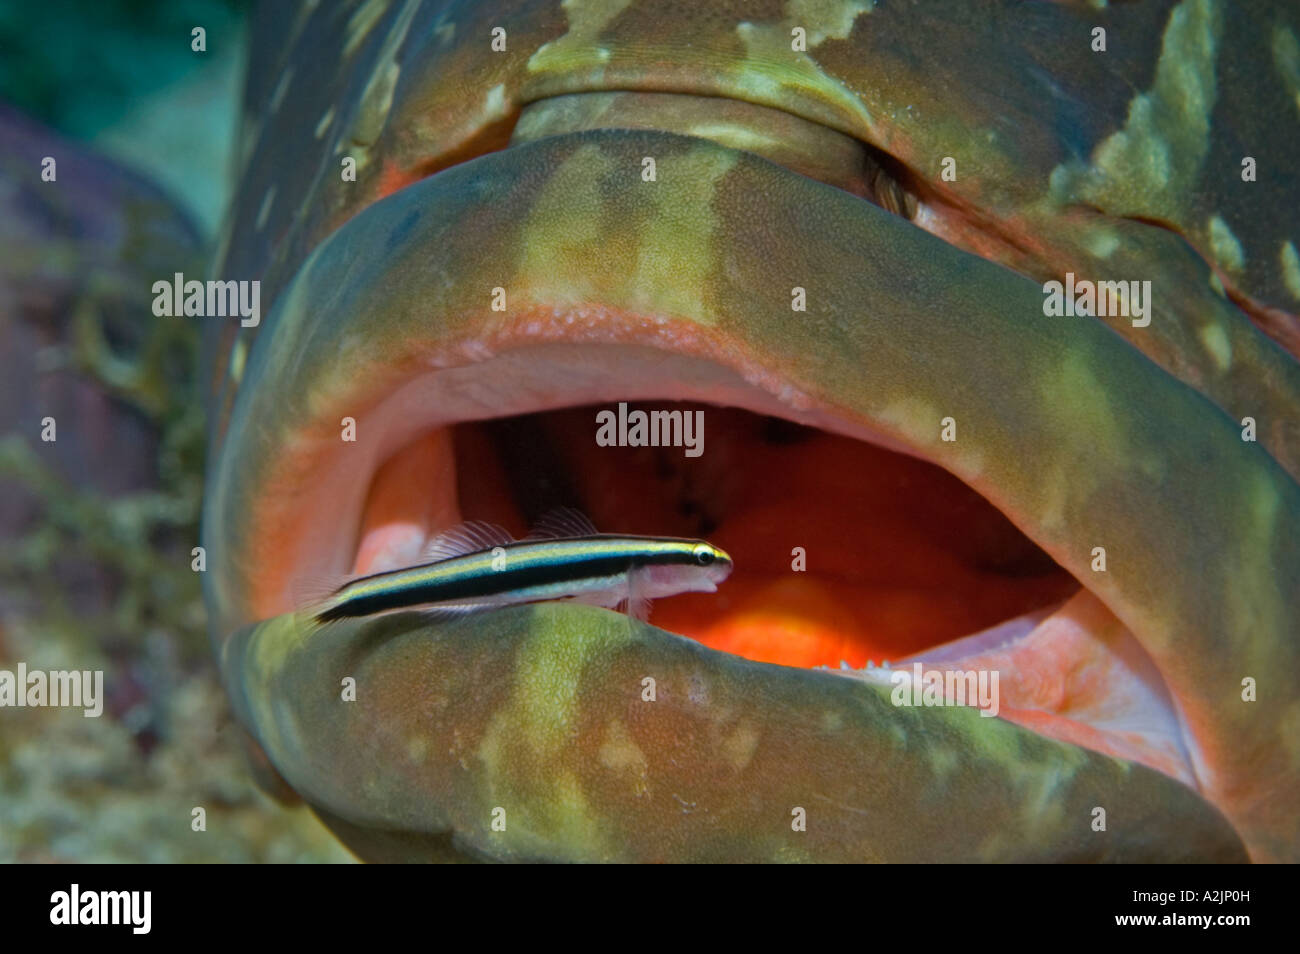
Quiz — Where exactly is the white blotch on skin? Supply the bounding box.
[1208,213,1245,272]
[255,186,276,231]
[314,106,336,140]
[1281,240,1300,302]
[270,68,294,113]
[1198,323,1232,371]
[484,83,508,122]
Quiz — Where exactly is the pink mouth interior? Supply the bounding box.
[317,347,1194,789]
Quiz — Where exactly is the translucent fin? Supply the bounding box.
[570,590,623,610]
[619,567,653,622]
[420,521,515,562]
[417,602,499,624]
[290,569,353,614]
[524,506,599,540]
[617,594,653,622]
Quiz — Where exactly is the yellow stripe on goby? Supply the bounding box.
[310,514,732,623]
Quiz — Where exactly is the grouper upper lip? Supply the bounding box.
[203,118,1299,861]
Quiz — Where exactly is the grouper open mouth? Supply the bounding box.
[249,337,1196,779]
[205,1,1300,863]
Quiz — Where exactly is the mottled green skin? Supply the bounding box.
[223,604,1246,862]
[209,0,1300,467]
[207,0,1299,861]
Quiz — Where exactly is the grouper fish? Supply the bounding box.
[205,0,1300,862]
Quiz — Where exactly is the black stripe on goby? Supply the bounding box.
[314,536,702,622]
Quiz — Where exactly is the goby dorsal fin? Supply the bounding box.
[421,521,515,562]
[524,506,600,540]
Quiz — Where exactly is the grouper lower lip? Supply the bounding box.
[203,126,1297,862]
[221,605,1245,863]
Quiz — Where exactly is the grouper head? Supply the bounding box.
[203,0,1300,862]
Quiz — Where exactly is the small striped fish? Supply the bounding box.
[308,508,732,624]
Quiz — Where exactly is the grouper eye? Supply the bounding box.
[694,545,714,566]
